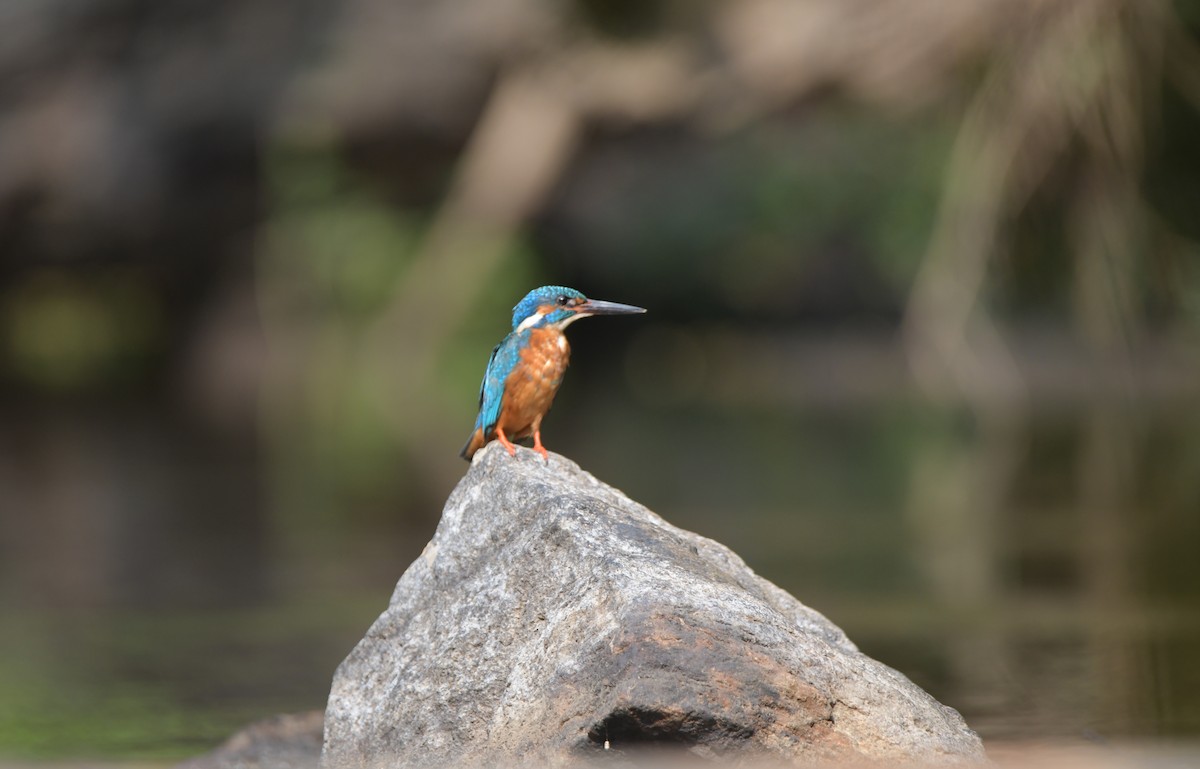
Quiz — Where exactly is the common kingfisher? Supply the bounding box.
[460,285,646,461]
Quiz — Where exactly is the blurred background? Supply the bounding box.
[1,0,1199,761]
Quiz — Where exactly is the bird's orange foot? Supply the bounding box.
[495,427,518,457]
[532,430,549,463]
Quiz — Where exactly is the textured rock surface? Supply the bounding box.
[322,443,985,767]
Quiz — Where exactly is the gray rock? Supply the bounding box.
[322,443,985,767]
[181,711,324,769]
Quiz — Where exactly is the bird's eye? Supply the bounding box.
[556,295,568,306]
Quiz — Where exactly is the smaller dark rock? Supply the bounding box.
[179,711,324,769]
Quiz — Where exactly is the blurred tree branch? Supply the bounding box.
[902,0,1184,408]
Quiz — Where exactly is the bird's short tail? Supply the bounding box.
[460,427,486,460]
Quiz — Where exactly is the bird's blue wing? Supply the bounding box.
[474,331,526,433]
[473,342,500,425]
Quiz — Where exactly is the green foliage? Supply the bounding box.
[0,271,162,391]
[551,109,950,316]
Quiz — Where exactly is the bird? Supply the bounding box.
[460,285,646,461]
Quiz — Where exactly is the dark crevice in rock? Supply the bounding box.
[584,706,754,752]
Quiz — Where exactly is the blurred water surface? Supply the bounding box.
[1,376,1198,757]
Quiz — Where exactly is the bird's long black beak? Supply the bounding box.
[579,299,647,316]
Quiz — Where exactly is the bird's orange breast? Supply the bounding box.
[497,328,570,439]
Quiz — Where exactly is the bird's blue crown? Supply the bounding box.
[511,285,586,330]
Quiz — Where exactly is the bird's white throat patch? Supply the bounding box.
[516,309,590,333]
[516,310,547,333]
